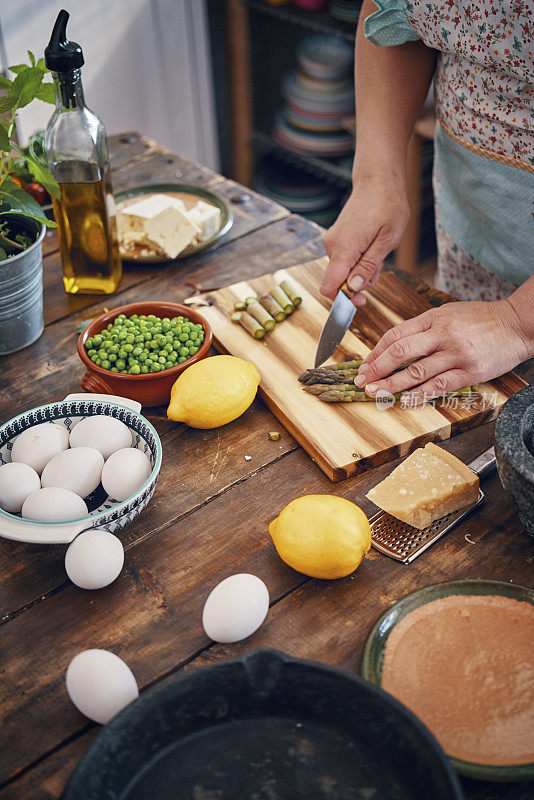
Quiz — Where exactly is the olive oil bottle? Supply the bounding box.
[45,10,122,295]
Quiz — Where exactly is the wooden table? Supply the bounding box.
[0,134,532,800]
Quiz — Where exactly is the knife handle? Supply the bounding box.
[340,281,351,298]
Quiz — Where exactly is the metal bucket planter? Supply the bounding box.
[0,215,46,355]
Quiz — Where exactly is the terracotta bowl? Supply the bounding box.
[77,302,212,407]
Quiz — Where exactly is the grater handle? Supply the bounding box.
[468,446,496,479]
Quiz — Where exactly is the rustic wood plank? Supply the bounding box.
[0,422,530,796]
[201,257,526,481]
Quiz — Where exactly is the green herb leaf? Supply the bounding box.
[0,94,17,113]
[25,154,59,199]
[0,246,7,261]
[35,81,55,104]
[0,126,9,153]
[28,51,36,67]
[8,64,26,75]
[8,67,45,109]
[36,57,48,72]
[0,176,56,227]
[0,76,12,90]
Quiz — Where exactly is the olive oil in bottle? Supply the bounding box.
[45,10,122,295]
[51,162,122,294]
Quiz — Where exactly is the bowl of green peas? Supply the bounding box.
[77,302,212,407]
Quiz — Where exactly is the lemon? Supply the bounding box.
[167,355,261,428]
[269,495,371,579]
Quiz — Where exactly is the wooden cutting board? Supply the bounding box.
[201,257,526,481]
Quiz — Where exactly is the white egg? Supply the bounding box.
[66,649,139,724]
[202,573,269,643]
[11,422,69,475]
[41,447,104,498]
[0,462,40,513]
[101,448,152,502]
[69,416,132,460]
[21,487,88,522]
[65,529,124,590]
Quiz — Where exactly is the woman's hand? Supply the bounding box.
[355,299,531,403]
[320,177,410,306]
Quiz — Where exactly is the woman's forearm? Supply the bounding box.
[353,0,436,185]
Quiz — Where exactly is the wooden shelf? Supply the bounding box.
[244,0,359,42]
[252,130,352,187]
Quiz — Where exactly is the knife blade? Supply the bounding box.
[314,282,355,368]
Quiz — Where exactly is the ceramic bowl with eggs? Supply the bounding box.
[0,394,161,545]
[77,301,213,407]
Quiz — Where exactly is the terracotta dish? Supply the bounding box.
[77,302,212,407]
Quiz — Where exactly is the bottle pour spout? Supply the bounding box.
[45,9,84,72]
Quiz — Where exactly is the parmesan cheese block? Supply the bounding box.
[118,194,201,258]
[366,443,479,530]
[187,200,221,242]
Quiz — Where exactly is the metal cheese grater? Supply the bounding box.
[369,446,496,563]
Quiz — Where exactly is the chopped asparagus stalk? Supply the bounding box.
[234,301,247,311]
[303,383,356,395]
[269,286,294,314]
[247,301,276,331]
[268,431,281,441]
[299,368,360,385]
[279,279,302,306]
[259,294,286,322]
[238,311,266,339]
[231,311,242,323]
[244,296,257,307]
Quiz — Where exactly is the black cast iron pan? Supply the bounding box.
[63,649,463,800]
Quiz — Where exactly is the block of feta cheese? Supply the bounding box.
[187,200,221,242]
[366,442,479,530]
[118,194,201,258]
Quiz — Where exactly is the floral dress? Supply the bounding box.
[365,1,534,301]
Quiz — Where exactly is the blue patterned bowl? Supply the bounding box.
[0,394,162,544]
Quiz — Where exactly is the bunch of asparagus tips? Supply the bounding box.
[231,279,302,339]
[298,360,476,403]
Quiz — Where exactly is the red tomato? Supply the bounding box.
[25,182,49,206]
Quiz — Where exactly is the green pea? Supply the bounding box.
[138,353,147,363]
[162,322,171,333]
[147,314,156,321]
[134,335,144,344]
[188,346,198,355]
[118,349,127,359]
[178,333,188,343]
[93,357,101,366]
[164,343,173,353]
[116,359,126,370]
[179,346,189,357]
[189,331,198,340]
[87,348,97,357]
[158,356,167,365]
[184,340,194,348]
[92,335,103,346]
[101,359,110,369]
[129,364,141,374]
[141,365,149,374]
[108,353,117,363]
[111,367,119,372]
[164,361,173,370]
[178,356,187,363]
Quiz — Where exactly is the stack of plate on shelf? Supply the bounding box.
[255,157,343,227]
[329,0,361,23]
[273,35,354,157]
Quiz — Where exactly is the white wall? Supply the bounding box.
[0,0,219,169]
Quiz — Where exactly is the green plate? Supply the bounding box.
[115,182,233,263]
[361,579,534,782]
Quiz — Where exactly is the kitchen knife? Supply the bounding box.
[314,282,355,368]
